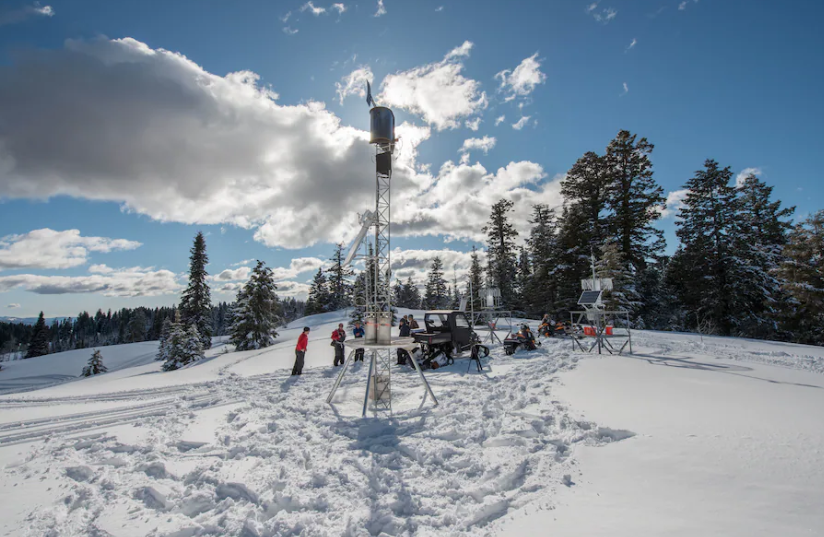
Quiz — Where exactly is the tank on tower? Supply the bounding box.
[369,106,395,145]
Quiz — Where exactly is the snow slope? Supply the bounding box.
[1,311,823,536]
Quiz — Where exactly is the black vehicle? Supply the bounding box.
[408,310,490,369]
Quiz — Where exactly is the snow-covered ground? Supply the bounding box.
[1,310,822,536]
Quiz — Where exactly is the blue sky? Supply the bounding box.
[0,0,822,318]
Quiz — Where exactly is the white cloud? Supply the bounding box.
[0,2,54,25]
[301,1,326,15]
[494,53,546,100]
[0,38,558,250]
[588,3,617,23]
[280,11,292,22]
[335,66,374,105]
[282,26,298,35]
[389,248,475,285]
[375,0,386,17]
[0,229,141,271]
[332,3,347,14]
[679,0,700,10]
[495,115,506,126]
[7,303,21,308]
[465,117,481,131]
[735,167,762,187]
[460,136,496,156]
[621,82,629,96]
[626,38,637,52]
[231,259,255,267]
[512,116,531,130]
[378,41,487,130]
[660,189,689,218]
[0,267,181,297]
[213,266,252,282]
[435,5,444,11]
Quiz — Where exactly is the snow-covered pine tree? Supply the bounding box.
[393,279,404,308]
[423,257,449,310]
[156,317,173,361]
[82,349,108,376]
[635,258,671,330]
[467,246,484,311]
[349,269,367,327]
[163,318,204,371]
[326,243,354,311]
[515,246,531,312]
[483,199,519,307]
[25,312,50,358]
[229,260,282,351]
[553,204,595,314]
[560,151,610,249]
[305,268,330,315]
[451,271,461,310]
[403,276,421,309]
[596,240,640,312]
[777,210,824,345]
[735,173,794,338]
[179,232,213,349]
[669,159,744,336]
[127,309,147,343]
[525,204,559,317]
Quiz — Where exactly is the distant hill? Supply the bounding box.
[0,316,70,326]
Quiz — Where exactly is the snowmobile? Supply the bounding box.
[503,325,541,355]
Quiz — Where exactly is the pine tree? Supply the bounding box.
[451,271,462,309]
[484,199,519,307]
[604,131,666,273]
[127,309,147,343]
[82,349,108,377]
[305,268,330,315]
[467,246,484,311]
[156,317,173,361]
[515,246,531,312]
[229,260,281,351]
[560,151,610,250]
[733,174,795,338]
[669,159,743,335]
[596,240,640,312]
[423,257,449,309]
[526,204,558,316]
[778,210,824,345]
[163,319,204,371]
[349,269,368,327]
[553,204,594,314]
[180,232,213,349]
[25,312,50,358]
[326,243,354,311]
[403,276,421,310]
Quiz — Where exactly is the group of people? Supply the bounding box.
[291,315,426,375]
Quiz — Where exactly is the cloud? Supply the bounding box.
[512,116,531,130]
[378,41,487,130]
[435,5,444,11]
[0,2,53,26]
[0,267,181,297]
[0,229,141,271]
[335,67,374,105]
[735,167,762,187]
[301,1,326,15]
[465,117,481,131]
[389,248,475,285]
[0,37,558,249]
[231,259,255,267]
[280,11,292,22]
[282,26,299,35]
[495,115,506,126]
[626,38,637,52]
[660,189,689,218]
[213,257,324,291]
[7,303,21,308]
[494,53,546,101]
[621,82,629,96]
[375,0,386,17]
[332,3,347,14]
[213,266,252,282]
[587,3,617,23]
[460,136,496,156]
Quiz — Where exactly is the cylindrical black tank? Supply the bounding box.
[369,107,395,145]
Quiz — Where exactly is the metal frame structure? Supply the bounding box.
[569,309,633,355]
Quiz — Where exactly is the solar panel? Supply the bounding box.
[577,290,602,306]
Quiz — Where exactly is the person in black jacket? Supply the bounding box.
[352,321,365,362]
[399,316,411,337]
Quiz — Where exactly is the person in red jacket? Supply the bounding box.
[332,323,346,366]
[292,327,310,375]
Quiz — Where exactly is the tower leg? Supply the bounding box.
[327,349,355,404]
[361,351,376,417]
[408,350,438,407]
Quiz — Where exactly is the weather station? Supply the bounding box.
[326,83,438,416]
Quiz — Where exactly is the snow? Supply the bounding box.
[1,310,823,536]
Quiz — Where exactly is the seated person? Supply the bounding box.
[516,324,538,350]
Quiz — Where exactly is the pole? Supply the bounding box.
[362,351,376,417]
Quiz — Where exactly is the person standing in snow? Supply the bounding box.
[292,327,310,375]
[352,321,365,362]
[332,323,347,366]
[408,315,420,330]
[399,316,411,337]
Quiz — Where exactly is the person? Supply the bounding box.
[409,315,420,330]
[332,323,347,366]
[399,316,411,337]
[516,324,538,351]
[292,327,310,375]
[352,321,365,362]
[538,314,554,337]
